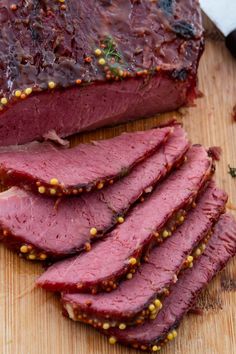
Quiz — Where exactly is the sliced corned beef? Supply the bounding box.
[61,182,228,327]
[37,145,213,293]
[0,127,171,196]
[101,213,236,351]
[0,126,190,260]
[0,0,203,146]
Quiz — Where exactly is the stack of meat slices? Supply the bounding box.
[0,123,235,352]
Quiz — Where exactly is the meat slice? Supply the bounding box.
[102,213,236,351]
[0,0,203,146]
[61,182,228,328]
[0,126,190,260]
[37,145,213,293]
[0,127,171,197]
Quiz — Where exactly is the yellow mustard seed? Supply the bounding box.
[172,330,178,338]
[50,178,59,185]
[25,87,32,95]
[48,81,56,89]
[200,244,206,251]
[94,48,102,56]
[28,254,36,260]
[109,337,117,345]
[1,97,8,105]
[154,299,162,308]
[98,58,106,65]
[126,273,133,280]
[167,332,174,341]
[187,256,193,263]
[50,188,57,196]
[149,304,156,312]
[97,182,104,190]
[117,216,125,224]
[119,323,126,330]
[179,215,185,223]
[20,245,29,254]
[39,253,47,261]
[15,90,22,98]
[189,262,193,268]
[162,230,169,238]
[152,345,161,352]
[195,248,202,257]
[129,257,137,266]
[38,186,46,194]
[90,227,98,237]
[103,323,110,330]
[58,0,65,3]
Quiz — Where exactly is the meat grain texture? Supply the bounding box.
[37,145,213,292]
[0,127,171,196]
[104,213,236,350]
[0,126,189,259]
[0,0,204,145]
[62,182,228,325]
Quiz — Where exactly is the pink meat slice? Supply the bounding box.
[105,213,236,350]
[61,182,227,323]
[0,127,171,196]
[37,145,213,292]
[0,126,190,259]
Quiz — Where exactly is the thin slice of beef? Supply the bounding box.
[0,126,190,260]
[37,145,213,293]
[102,213,236,352]
[61,182,228,328]
[0,1,203,146]
[0,127,171,197]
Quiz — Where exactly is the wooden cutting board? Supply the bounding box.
[0,31,236,354]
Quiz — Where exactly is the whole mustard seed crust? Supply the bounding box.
[62,218,215,332]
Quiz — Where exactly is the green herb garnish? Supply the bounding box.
[103,37,122,62]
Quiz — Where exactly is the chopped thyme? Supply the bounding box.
[102,37,122,62]
[228,165,236,178]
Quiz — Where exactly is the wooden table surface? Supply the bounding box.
[0,30,236,354]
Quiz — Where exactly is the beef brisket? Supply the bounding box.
[37,145,213,293]
[0,0,203,146]
[0,125,189,260]
[102,213,236,351]
[0,127,171,196]
[61,182,228,327]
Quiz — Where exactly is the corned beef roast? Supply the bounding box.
[0,127,171,196]
[61,182,228,328]
[0,125,190,260]
[37,145,213,293]
[99,213,236,351]
[0,0,204,146]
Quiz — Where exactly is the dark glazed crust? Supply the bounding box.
[0,1,204,145]
[0,0,203,98]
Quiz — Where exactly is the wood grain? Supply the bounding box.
[0,38,236,354]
